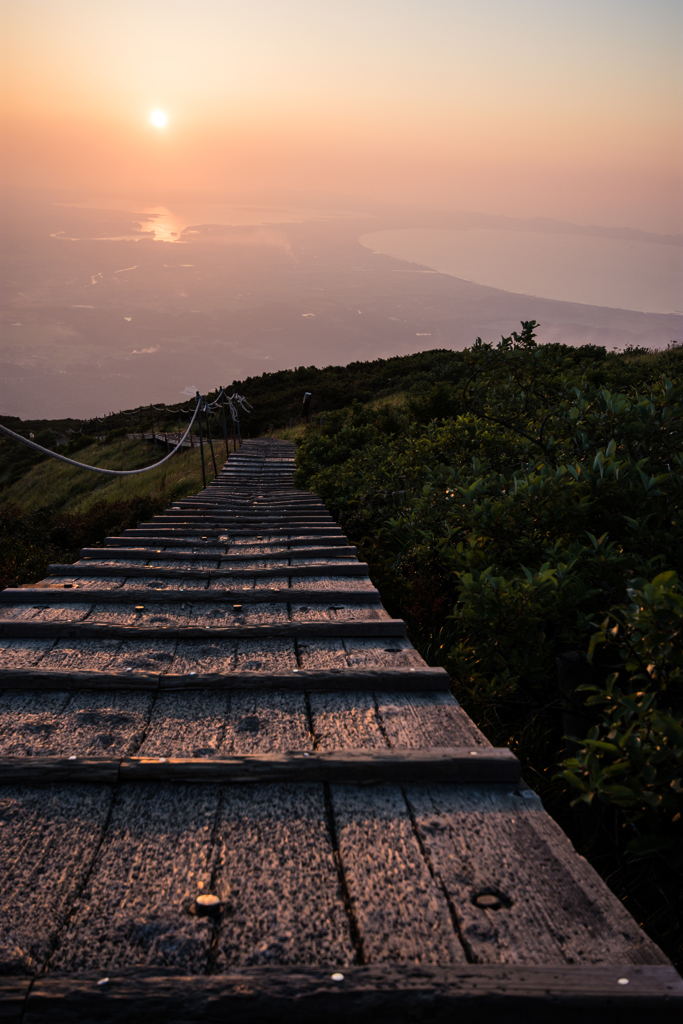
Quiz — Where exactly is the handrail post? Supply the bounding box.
[220,389,230,457]
[205,402,218,477]
[196,393,206,488]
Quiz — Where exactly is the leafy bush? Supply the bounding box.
[558,572,683,859]
[294,327,683,958]
[296,326,683,818]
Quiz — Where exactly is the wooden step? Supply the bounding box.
[80,546,357,562]
[1,587,381,604]
[0,746,519,784]
[2,965,679,1023]
[45,563,370,580]
[0,665,450,691]
[0,619,407,641]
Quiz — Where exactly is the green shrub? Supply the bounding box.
[558,572,683,859]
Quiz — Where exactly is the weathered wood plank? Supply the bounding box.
[1,588,381,605]
[80,546,357,562]
[403,783,669,965]
[0,620,407,641]
[0,748,520,784]
[0,666,451,692]
[47,784,221,972]
[226,692,311,754]
[377,692,492,749]
[310,692,386,750]
[344,638,426,669]
[0,784,114,972]
[330,783,466,964]
[45,563,369,580]
[210,783,355,969]
[0,639,55,668]
[0,691,153,757]
[136,691,231,758]
[14,965,683,1023]
[0,602,93,622]
[297,638,348,670]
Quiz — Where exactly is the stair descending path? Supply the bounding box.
[0,438,679,1022]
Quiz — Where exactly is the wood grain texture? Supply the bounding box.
[377,693,492,749]
[0,666,451,692]
[0,748,520,784]
[47,784,221,972]
[403,783,670,966]
[211,783,355,969]
[45,563,369,580]
[80,546,356,562]
[14,966,683,1023]
[0,620,407,641]
[0,784,114,972]
[310,692,386,750]
[1,588,381,604]
[329,783,466,964]
[0,691,153,757]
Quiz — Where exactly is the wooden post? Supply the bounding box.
[220,389,230,457]
[196,393,206,487]
[205,403,218,476]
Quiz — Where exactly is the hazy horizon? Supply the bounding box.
[1,1,681,418]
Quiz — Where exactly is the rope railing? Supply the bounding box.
[0,389,252,480]
[0,395,203,476]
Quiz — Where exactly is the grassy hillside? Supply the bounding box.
[0,437,215,589]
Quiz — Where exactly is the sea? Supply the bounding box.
[360,228,683,315]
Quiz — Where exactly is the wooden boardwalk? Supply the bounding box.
[0,438,680,1022]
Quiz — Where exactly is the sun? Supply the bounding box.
[150,109,167,128]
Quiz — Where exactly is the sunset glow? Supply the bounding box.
[1,0,680,232]
[150,110,167,128]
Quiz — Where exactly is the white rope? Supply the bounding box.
[0,396,203,476]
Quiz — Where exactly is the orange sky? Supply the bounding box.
[1,0,681,232]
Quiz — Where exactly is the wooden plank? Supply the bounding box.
[0,588,380,605]
[35,638,124,673]
[310,692,386,750]
[377,692,492,749]
[330,783,466,964]
[46,783,223,973]
[0,748,520,784]
[0,690,154,757]
[0,620,407,641]
[343,638,426,669]
[0,784,114,973]
[226,691,311,754]
[136,692,311,758]
[0,602,93,623]
[45,563,370,580]
[210,782,356,970]
[0,639,55,669]
[0,757,120,782]
[0,666,451,692]
[0,690,72,754]
[0,977,31,1024]
[403,782,669,965]
[15,966,683,1023]
[108,535,349,548]
[80,546,357,562]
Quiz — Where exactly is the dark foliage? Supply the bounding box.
[295,327,683,964]
[0,497,168,591]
